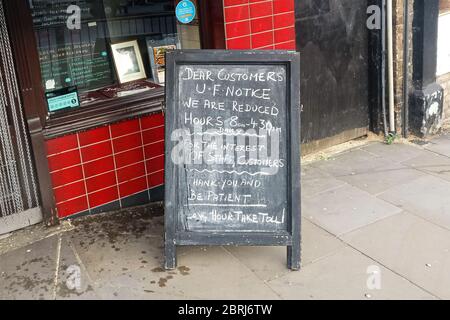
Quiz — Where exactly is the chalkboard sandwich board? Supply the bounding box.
[165,50,301,270]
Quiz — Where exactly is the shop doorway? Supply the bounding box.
[0,1,42,235]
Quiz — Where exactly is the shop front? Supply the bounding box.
[0,0,297,229]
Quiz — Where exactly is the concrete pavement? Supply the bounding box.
[2,133,450,300]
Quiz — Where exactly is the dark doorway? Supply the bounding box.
[295,0,370,153]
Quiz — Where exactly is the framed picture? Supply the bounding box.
[147,35,179,85]
[111,40,147,84]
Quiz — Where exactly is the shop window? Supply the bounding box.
[28,0,201,107]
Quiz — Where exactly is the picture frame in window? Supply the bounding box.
[147,35,180,85]
[110,40,147,84]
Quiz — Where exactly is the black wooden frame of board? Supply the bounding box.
[164,50,301,271]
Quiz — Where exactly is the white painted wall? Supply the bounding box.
[437,12,450,76]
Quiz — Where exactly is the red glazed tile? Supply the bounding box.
[113,133,142,153]
[274,12,295,28]
[54,181,86,204]
[78,126,110,147]
[225,5,249,23]
[81,141,112,163]
[86,171,117,194]
[119,177,148,198]
[252,31,274,48]
[50,165,84,188]
[57,196,89,218]
[140,113,164,130]
[224,0,248,7]
[226,20,251,38]
[88,186,119,209]
[227,36,252,49]
[144,141,165,159]
[111,119,140,138]
[83,156,115,178]
[115,148,145,169]
[48,150,81,172]
[46,135,78,156]
[249,1,273,18]
[148,170,165,188]
[275,40,296,50]
[142,126,165,145]
[150,156,165,173]
[146,155,165,174]
[251,16,273,33]
[274,26,296,43]
[256,45,275,50]
[117,162,146,184]
[273,0,294,14]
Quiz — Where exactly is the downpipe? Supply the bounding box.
[402,0,410,138]
[386,0,396,135]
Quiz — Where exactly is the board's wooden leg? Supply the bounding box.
[165,241,177,270]
[287,245,301,271]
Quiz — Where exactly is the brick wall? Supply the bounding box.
[392,0,414,133]
[223,0,296,50]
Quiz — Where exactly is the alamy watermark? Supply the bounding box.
[367,265,382,290]
[65,265,82,291]
[367,5,382,30]
[170,124,283,176]
[66,5,81,30]
[65,4,382,31]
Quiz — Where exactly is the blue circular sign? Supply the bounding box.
[176,0,196,24]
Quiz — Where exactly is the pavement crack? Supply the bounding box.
[52,235,62,300]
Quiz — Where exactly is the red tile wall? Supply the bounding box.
[46,113,165,218]
[224,0,296,50]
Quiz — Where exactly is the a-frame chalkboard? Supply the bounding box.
[164,50,301,270]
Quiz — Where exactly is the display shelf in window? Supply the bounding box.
[147,34,180,85]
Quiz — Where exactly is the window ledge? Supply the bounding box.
[43,86,165,139]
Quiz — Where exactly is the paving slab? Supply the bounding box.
[225,219,344,281]
[362,142,429,163]
[94,283,189,300]
[159,246,281,300]
[425,134,450,158]
[302,165,332,180]
[55,236,100,300]
[336,162,425,195]
[92,264,194,300]
[69,231,164,283]
[378,175,450,230]
[266,246,435,300]
[67,213,165,282]
[301,166,347,198]
[0,236,57,300]
[310,149,387,177]
[342,212,450,299]
[402,152,450,183]
[303,185,402,236]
